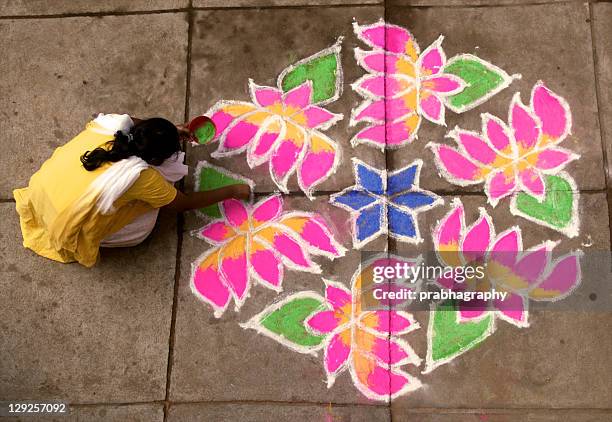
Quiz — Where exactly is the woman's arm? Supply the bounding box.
[165,184,251,213]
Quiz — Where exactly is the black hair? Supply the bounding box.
[80,117,181,171]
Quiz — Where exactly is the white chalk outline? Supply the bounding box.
[277,36,344,107]
[442,53,520,114]
[240,291,328,355]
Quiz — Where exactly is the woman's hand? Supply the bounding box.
[231,184,251,201]
[176,123,197,144]
[166,184,252,213]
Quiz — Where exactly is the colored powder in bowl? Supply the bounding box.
[194,121,216,144]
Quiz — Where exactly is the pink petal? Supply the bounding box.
[270,127,306,189]
[354,75,386,98]
[356,49,386,73]
[483,113,513,155]
[516,243,554,284]
[298,133,337,194]
[219,238,249,302]
[261,231,312,269]
[511,96,541,151]
[210,110,236,136]
[353,100,385,123]
[354,97,415,123]
[533,148,577,171]
[461,211,492,262]
[435,201,464,248]
[531,82,571,141]
[362,364,414,397]
[252,195,283,225]
[421,75,464,94]
[519,168,545,197]
[325,282,351,311]
[362,310,415,334]
[356,22,416,55]
[531,254,581,300]
[221,199,249,229]
[370,336,409,365]
[282,215,342,256]
[192,251,231,315]
[431,145,483,183]
[245,116,283,167]
[221,118,259,150]
[387,118,420,146]
[494,292,528,326]
[353,124,386,146]
[458,300,488,322]
[250,82,282,107]
[209,102,257,136]
[418,37,445,76]
[490,229,520,269]
[419,93,444,124]
[455,130,497,165]
[283,81,312,110]
[303,106,339,129]
[250,242,283,289]
[353,74,415,98]
[485,168,517,205]
[199,221,236,244]
[306,310,340,334]
[325,332,350,376]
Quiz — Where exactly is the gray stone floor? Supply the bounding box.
[1,1,611,421]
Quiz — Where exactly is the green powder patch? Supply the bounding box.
[515,175,573,229]
[197,166,249,218]
[430,300,493,363]
[260,297,325,348]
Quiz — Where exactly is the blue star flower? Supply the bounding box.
[330,158,442,248]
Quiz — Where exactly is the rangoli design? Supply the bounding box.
[194,160,254,219]
[242,256,422,401]
[351,20,517,148]
[190,20,586,403]
[205,41,344,197]
[330,158,442,248]
[429,82,580,236]
[425,199,582,372]
[191,195,346,317]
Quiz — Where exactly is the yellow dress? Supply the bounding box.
[13,120,177,267]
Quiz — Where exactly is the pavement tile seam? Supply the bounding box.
[588,2,612,251]
[61,401,612,411]
[0,9,191,20]
[164,8,195,422]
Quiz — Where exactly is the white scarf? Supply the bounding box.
[86,114,188,214]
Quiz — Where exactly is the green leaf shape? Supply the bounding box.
[425,299,493,373]
[279,41,342,104]
[513,174,578,237]
[195,163,251,218]
[444,54,513,113]
[261,297,325,348]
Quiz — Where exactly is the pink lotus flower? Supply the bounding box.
[430,82,577,205]
[207,80,342,196]
[433,199,582,327]
[351,21,466,148]
[191,195,346,317]
[305,257,422,401]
